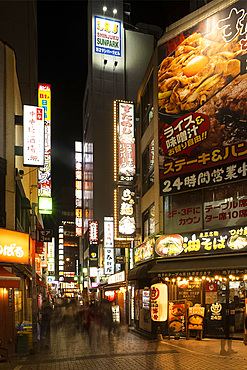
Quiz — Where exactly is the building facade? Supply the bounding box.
[130,0,247,340]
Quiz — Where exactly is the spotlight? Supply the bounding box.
[114,60,118,69]
[113,8,117,15]
[103,6,107,12]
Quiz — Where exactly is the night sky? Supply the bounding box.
[37,0,190,224]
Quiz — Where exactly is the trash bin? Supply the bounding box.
[23,327,32,350]
[17,331,29,354]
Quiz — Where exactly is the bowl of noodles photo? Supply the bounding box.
[155,234,183,257]
[227,234,247,250]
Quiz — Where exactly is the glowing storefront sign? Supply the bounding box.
[75,141,83,237]
[118,187,136,237]
[58,226,64,280]
[38,83,52,200]
[104,217,114,275]
[47,238,55,273]
[89,221,98,243]
[0,228,29,264]
[95,16,121,57]
[151,283,168,322]
[108,270,125,284]
[118,101,135,182]
[23,105,44,166]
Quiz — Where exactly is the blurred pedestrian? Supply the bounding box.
[40,298,53,339]
[101,299,114,339]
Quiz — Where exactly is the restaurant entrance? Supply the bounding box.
[205,278,246,339]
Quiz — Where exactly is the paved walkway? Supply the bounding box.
[1,319,247,369]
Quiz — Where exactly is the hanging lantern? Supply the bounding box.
[150,283,168,321]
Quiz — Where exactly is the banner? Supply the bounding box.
[159,1,247,195]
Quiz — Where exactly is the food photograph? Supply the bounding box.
[158,3,247,189]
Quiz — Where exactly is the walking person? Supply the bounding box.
[40,298,53,343]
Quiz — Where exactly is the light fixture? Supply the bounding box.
[114,60,118,68]
[103,59,108,69]
[113,8,117,15]
[103,6,107,12]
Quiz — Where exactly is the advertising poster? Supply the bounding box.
[188,305,205,330]
[159,1,247,195]
[168,300,186,336]
[134,237,154,264]
[154,225,247,258]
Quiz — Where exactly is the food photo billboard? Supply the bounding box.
[158,1,247,195]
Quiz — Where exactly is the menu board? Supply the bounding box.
[177,280,201,306]
[142,290,150,309]
[188,305,205,331]
[168,300,187,337]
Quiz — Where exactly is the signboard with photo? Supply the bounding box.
[188,305,205,331]
[158,1,247,195]
[154,225,247,259]
[168,300,187,337]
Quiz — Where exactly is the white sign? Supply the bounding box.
[104,247,114,275]
[95,16,121,57]
[23,105,44,166]
[104,217,114,248]
[89,221,98,242]
[108,270,125,284]
[150,283,168,322]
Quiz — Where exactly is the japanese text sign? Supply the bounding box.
[75,142,83,237]
[23,105,44,166]
[0,228,29,264]
[95,16,121,57]
[117,101,135,182]
[151,283,168,321]
[37,229,53,243]
[154,225,247,259]
[118,187,136,237]
[89,221,98,243]
[38,83,51,197]
[158,1,247,195]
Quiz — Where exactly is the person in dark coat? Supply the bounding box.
[41,298,53,339]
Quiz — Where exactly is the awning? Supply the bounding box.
[36,279,46,287]
[148,254,247,274]
[128,260,156,280]
[0,267,20,288]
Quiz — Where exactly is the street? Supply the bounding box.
[1,316,247,370]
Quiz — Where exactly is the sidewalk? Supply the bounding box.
[131,328,247,360]
[161,337,247,360]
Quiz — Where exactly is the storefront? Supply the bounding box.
[103,271,127,325]
[149,249,247,339]
[128,259,156,333]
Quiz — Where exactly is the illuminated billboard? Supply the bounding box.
[104,217,114,275]
[38,83,52,198]
[89,221,98,244]
[0,228,29,264]
[23,105,44,166]
[113,100,136,240]
[75,141,83,237]
[158,1,247,195]
[95,16,121,57]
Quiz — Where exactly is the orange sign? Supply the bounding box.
[0,228,30,264]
